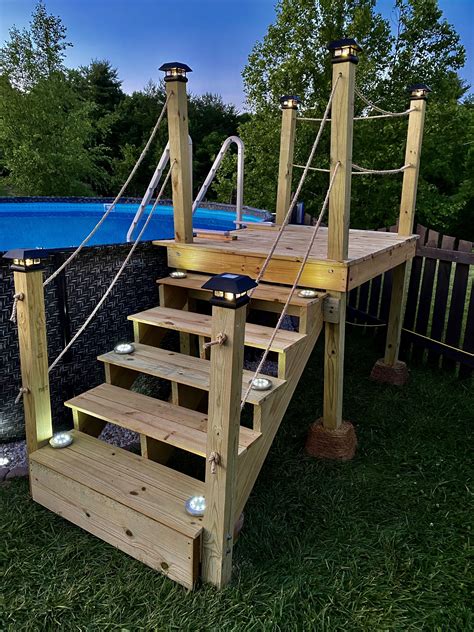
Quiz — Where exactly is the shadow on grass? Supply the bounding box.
[1,330,472,631]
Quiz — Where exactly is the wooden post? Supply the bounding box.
[275,95,299,225]
[160,62,193,244]
[322,39,359,429]
[383,85,429,366]
[4,250,53,454]
[201,278,249,588]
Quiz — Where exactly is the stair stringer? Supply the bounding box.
[235,300,324,518]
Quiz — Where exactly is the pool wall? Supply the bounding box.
[0,242,168,441]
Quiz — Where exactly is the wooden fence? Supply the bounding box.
[345,224,473,378]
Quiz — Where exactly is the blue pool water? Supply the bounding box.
[0,201,262,251]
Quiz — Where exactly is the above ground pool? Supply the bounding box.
[0,199,265,251]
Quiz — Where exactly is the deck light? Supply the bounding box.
[327,38,362,64]
[159,62,193,83]
[408,84,431,100]
[169,270,187,279]
[0,456,9,467]
[114,342,135,355]
[202,273,257,309]
[49,432,73,449]
[185,495,206,517]
[280,95,301,110]
[250,377,273,391]
[298,289,319,299]
[2,248,50,272]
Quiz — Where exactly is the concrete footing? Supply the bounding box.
[305,419,357,461]
[370,358,409,386]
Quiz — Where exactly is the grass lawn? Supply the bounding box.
[1,331,472,631]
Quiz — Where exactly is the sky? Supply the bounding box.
[0,0,472,110]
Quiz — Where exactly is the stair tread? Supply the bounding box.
[65,384,261,457]
[98,343,286,405]
[30,430,203,538]
[128,306,305,352]
[158,273,322,307]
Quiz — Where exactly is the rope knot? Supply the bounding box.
[10,292,24,324]
[208,451,221,474]
[15,386,29,405]
[203,333,227,351]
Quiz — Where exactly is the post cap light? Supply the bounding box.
[408,83,431,100]
[2,248,50,272]
[327,38,362,64]
[202,273,257,309]
[280,95,301,110]
[159,62,192,83]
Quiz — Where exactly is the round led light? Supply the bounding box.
[250,377,273,391]
[114,342,135,355]
[49,432,73,449]
[170,270,187,279]
[185,495,206,517]
[0,456,9,467]
[298,289,318,299]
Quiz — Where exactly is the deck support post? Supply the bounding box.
[373,85,429,384]
[160,62,193,244]
[275,96,299,225]
[3,250,52,454]
[201,277,249,588]
[319,40,359,443]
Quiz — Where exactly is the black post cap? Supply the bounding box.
[159,62,193,83]
[3,248,50,272]
[327,38,362,64]
[280,95,301,110]
[407,83,431,100]
[202,273,258,309]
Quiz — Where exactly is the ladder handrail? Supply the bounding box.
[126,136,193,243]
[192,135,244,225]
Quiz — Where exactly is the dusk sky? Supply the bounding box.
[0,0,472,110]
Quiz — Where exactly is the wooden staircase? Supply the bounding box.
[29,273,325,588]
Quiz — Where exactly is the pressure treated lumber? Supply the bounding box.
[29,431,202,588]
[98,343,286,406]
[323,292,347,429]
[66,384,260,457]
[165,79,193,243]
[202,303,246,587]
[128,306,306,353]
[275,106,297,225]
[12,269,52,454]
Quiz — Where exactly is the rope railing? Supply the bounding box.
[352,163,411,175]
[43,92,172,288]
[293,164,330,173]
[241,162,341,409]
[48,161,176,373]
[250,73,341,292]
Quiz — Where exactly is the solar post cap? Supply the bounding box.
[408,83,431,100]
[327,38,362,64]
[280,95,301,110]
[3,248,50,272]
[202,273,258,309]
[159,62,193,82]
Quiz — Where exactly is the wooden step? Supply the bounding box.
[158,273,323,308]
[128,307,306,353]
[65,383,260,457]
[29,430,203,588]
[98,343,286,406]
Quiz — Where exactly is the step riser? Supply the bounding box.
[30,461,200,589]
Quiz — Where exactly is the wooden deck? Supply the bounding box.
[154,225,418,292]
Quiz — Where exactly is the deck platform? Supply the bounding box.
[153,225,418,292]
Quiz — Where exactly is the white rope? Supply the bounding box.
[250,73,341,293]
[202,333,227,351]
[241,162,341,409]
[293,164,330,173]
[298,109,414,123]
[15,387,29,404]
[43,92,172,288]
[208,451,221,474]
[352,163,411,175]
[48,162,175,373]
[354,86,411,117]
[10,292,24,324]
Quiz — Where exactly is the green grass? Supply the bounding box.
[1,331,472,631]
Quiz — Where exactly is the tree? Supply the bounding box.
[0,0,71,90]
[237,0,472,237]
